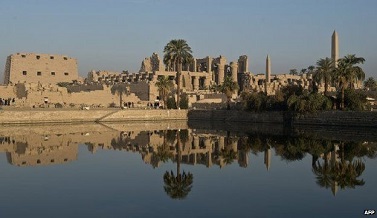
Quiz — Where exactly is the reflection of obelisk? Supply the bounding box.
[331,31,339,68]
[264,147,271,171]
[265,55,271,94]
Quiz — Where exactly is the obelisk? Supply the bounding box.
[265,55,271,94]
[266,55,271,83]
[331,30,339,68]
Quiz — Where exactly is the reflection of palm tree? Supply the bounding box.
[219,148,237,165]
[163,171,193,199]
[312,159,365,195]
[312,160,333,189]
[163,131,193,199]
[333,160,365,189]
[151,131,173,168]
[218,132,238,165]
[275,139,307,162]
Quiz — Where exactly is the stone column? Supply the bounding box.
[230,62,238,83]
[217,64,225,85]
[204,137,212,167]
[193,76,199,91]
[207,151,212,167]
[192,59,197,72]
[192,153,197,165]
[206,56,211,73]
[218,136,225,151]
[204,137,211,149]
[193,136,199,149]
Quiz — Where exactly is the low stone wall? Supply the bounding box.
[188,110,284,123]
[99,109,188,122]
[0,109,188,124]
[188,110,377,128]
[1,108,376,128]
[293,111,377,127]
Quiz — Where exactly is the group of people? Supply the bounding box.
[123,102,135,108]
[147,101,162,109]
[0,98,15,106]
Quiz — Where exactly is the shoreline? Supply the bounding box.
[1,108,377,128]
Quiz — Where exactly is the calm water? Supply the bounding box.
[0,121,376,218]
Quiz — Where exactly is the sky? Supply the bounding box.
[1,0,377,82]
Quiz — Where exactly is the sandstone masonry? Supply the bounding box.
[4,53,79,85]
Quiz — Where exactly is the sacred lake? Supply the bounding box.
[0,121,376,218]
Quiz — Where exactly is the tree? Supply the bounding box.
[289,69,298,75]
[314,57,334,96]
[307,65,315,74]
[179,93,189,109]
[163,39,193,109]
[364,77,377,91]
[110,83,129,108]
[155,76,173,108]
[338,88,368,111]
[334,54,365,109]
[219,76,239,110]
[300,68,307,75]
[163,130,193,199]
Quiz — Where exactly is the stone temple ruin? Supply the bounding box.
[0,52,333,108]
[1,31,357,108]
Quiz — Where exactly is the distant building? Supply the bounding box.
[3,53,79,85]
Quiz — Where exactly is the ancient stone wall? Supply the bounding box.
[0,109,189,124]
[238,55,248,73]
[4,53,78,85]
[1,83,143,108]
[188,110,377,128]
[139,53,164,72]
[188,110,284,123]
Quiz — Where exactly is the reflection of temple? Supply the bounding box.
[0,123,254,169]
[1,135,78,166]
[111,129,249,169]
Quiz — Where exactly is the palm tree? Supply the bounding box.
[163,54,175,71]
[163,130,193,199]
[364,77,377,91]
[155,76,173,108]
[110,83,129,108]
[334,54,365,109]
[307,65,315,74]
[163,39,193,109]
[151,130,174,168]
[219,76,239,110]
[314,57,334,96]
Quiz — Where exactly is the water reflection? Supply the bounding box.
[163,130,193,200]
[0,122,376,197]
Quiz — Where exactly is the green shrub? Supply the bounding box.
[339,89,368,111]
[109,102,116,108]
[55,103,63,108]
[179,94,189,109]
[167,97,177,109]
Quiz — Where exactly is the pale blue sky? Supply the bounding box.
[1,0,376,80]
